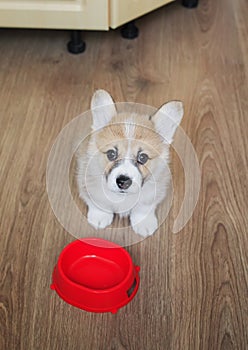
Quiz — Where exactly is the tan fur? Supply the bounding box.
[93,112,166,180]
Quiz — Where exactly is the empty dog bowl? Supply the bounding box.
[51,238,140,313]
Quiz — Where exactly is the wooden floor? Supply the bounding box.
[1,0,248,349]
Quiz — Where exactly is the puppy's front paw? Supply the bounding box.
[87,206,113,229]
[130,212,158,238]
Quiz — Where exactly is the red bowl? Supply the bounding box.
[51,238,140,313]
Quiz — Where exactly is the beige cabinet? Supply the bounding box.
[0,0,175,30]
[0,0,109,30]
[110,0,174,29]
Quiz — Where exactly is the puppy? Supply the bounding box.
[76,90,183,237]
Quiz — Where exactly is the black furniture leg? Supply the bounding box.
[182,0,198,8]
[121,21,139,39]
[67,30,86,54]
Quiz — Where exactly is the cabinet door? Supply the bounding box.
[0,0,108,30]
[110,0,175,29]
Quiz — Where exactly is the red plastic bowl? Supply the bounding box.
[51,238,140,313]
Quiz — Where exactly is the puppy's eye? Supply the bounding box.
[106,149,118,161]
[137,152,148,165]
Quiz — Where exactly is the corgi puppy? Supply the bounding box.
[76,90,183,237]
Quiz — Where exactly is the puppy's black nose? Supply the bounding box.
[116,175,132,190]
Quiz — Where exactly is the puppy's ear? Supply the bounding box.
[91,90,117,130]
[151,101,184,144]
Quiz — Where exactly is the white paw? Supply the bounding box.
[87,206,113,229]
[130,212,158,237]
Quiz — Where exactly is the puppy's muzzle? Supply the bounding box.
[116,175,132,190]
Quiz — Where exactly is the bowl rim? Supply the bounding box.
[52,271,140,313]
[56,238,134,293]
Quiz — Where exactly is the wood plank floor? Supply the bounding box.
[0,0,248,349]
